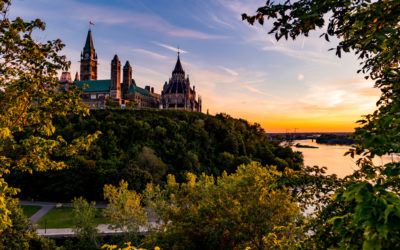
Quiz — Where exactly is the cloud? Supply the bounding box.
[299,78,379,114]
[133,48,167,60]
[212,1,340,65]
[262,43,337,64]
[209,13,236,29]
[12,0,228,40]
[237,83,275,97]
[75,3,229,39]
[152,42,188,54]
[298,74,304,81]
[214,0,262,17]
[220,66,239,76]
[168,29,229,39]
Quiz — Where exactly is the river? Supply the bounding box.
[292,139,400,178]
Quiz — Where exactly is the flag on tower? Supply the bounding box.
[89,21,94,26]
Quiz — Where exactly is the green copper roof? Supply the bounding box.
[124,61,131,69]
[75,79,152,98]
[75,80,110,92]
[128,83,152,97]
[83,29,95,53]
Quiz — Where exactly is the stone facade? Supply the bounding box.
[70,30,159,109]
[110,55,121,99]
[80,30,97,81]
[60,29,201,112]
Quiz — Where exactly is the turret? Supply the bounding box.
[123,61,132,98]
[110,54,121,99]
[198,96,202,112]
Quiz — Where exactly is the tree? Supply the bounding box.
[243,0,400,248]
[106,98,120,108]
[0,0,99,232]
[103,180,147,245]
[136,147,167,185]
[125,100,138,109]
[144,162,302,249]
[0,200,56,249]
[72,197,100,249]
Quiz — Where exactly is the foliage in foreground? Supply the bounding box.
[143,162,303,250]
[0,200,57,249]
[69,162,338,250]
[72,197,100,249]
[104,180,147,245]
[0,0,99,233]
[243,0,400,248]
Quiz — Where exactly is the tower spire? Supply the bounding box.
[84,29,95,53]
[80,29,97,81]
[172,48,184,75]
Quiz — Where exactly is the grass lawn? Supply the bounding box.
[36,207,109,229]
[21,205,42,218]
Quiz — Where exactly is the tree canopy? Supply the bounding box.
[7,109,303,201]
[243,0,400,248]
[143,162,303,249]
[0,0,98,233]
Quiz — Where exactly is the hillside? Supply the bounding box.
[7,109,303,201]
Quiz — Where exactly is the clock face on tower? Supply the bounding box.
[85,53,89,59]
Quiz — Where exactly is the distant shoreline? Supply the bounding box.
[267,132,355,146]
[295,143,318,149]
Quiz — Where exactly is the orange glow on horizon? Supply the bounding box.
[215,111,362,134]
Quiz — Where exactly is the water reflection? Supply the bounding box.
[291,139,399,178]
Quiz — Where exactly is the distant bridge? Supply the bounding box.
[266,132,352,141]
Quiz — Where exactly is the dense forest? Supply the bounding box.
[7,109,303,201]
[316,133,355,145]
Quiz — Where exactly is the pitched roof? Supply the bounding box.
[172,55,185,74]
[128,83,152,97]
[124,61,131,69]
[75,79,152,98]
[83,29,95,53]
[112,54,119,62]
[164,80,187,94]
[75,80,110,92]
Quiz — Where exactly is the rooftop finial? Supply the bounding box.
[172,48,185,75]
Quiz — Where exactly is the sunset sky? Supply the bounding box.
[10,0,381,132]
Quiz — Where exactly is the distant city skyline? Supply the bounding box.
[10,0,381,132]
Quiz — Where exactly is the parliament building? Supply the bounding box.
[60,30,201,112]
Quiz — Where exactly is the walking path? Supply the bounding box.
[37,223,157,238]
[29,205,54,223]
[20,200,157,238]
[19,200,107,208]
[20,200,107,223]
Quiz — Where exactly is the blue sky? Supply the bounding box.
[10,0,380,132]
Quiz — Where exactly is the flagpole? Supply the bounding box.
[89,21,94,30]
